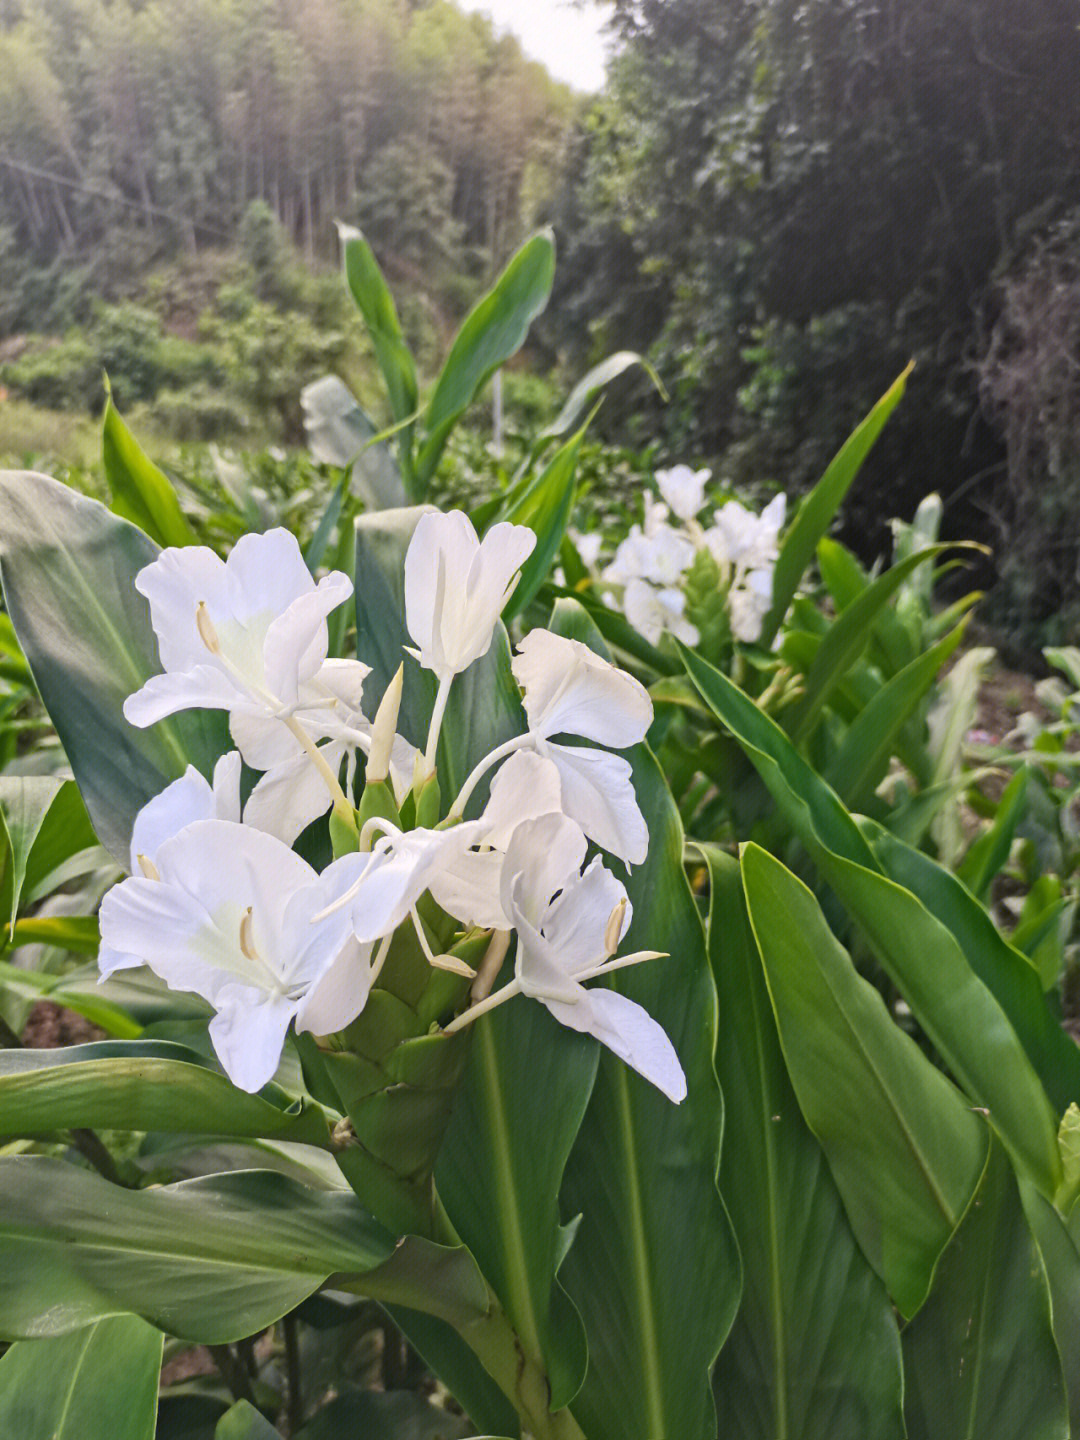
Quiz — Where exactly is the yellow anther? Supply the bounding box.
[196,600,221,655]
[239,906,259,961]
[136,853,160,881]
[603,897,628,957]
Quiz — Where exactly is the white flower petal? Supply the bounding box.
[344,821,490,942]
[428,848,509,930]
[134,545,237,674]
[542,742,649,866]
[208,985,297,1093]
[512,630,652,748]
[483,750,564,850]
[295,937,375,1036]
[124,666,249,728]
[243,742,344,846]
[543,855,630,973]
[656,464,710,521]
[262,571,352,704]
[223,528,317,623]
[500,812,588,933]
[405,511,535,677]
[545,987,686,1102]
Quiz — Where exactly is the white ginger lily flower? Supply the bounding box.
[429,750,565,931]
[125,529,353,737]
[623,578,700,648]
[321,819,492,944]
[496,814,685,1103]
[99,820,374,1092]
[510,630,652,865]
[99,751,244,976]
[655,464,711,522]
[570,529,604,569]
[404,511,535,682]
[705,493,786,573]
[729,568,775,644]
[604,524,693,590]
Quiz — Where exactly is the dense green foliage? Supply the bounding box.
[551,0,1080,649]
[0,0,576,332]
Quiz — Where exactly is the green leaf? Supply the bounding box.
[702,847,905,1440]
[0,472,227,861]
[103,392,199,549]
[0,1157,489,1342]
[0,1040,335,1145]
[436,989,596,1411]
[384,1308,522,1440]
[785,544,962,743]
[1020,1181,1080,1434]
[760,364,912,645]
[0,1314,162,1440]
[534,351,659,452]
[215,1401,283,1440]
[415,234,555,488]
[956,765,1028,899]
[550,599,741,1440]
[863,822,1080,1119]
[500,426,585,621]
[823,615,970,808]
[903,1142,1068,1440]
[678,642,1063,1196]
[8,914,100,952]
[300,376,407,514]
[741,843,987,1317]
[340,228,419,492]
[0,775,83,935]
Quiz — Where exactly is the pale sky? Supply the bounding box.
[456,0,615,93]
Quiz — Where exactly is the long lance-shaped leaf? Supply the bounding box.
[551,599,740,1440]
[103,391,199,549]
[0,1157,489,1343]
[0,775,95,936]
[340,227,419,494]
[531,351,661,455]
[902,1142,1068,1440]
[784,544,965,743]
[436,979,596,1413]
[759,364,912,646]
[864,821,1080,1116]
[702,847,905,1440]
[679,642,1063,1196]
[0,1040,335,1146]
[500,425,586,622]
[741,843,987,1317]
[955,764,1028,900]
[414,235,555,488]
[1019,1180,1080,1434]
[0,1314,162,1440]
[0,472,227,862]
[823,615,970,808]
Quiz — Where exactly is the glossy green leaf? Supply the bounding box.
[903,1142,1068,1440]
[415,234,555,487]
[0,776,98,933]
[703,847,905,1439]
[0,1157,488,1342]
[760,364,911,645]
[823,615,970,808]
[741,843,986,1316]
[340,227,419,492]
[785,544,959,743]
[0,1314,162,1440]
[1020,1181,1080,1434]
[0,775,61,933]
[103,392,198,548]
[551,599,740,1440]
[679,642,1063,1196]
[436,986,596,1411]
[500,427,584,621]
[215,1402,282,1440]
[0,1040,335,1144]
[0,472,227,861]
[7,914,100,952]
[865,822,1080,1117]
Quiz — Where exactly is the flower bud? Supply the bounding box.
[366,664,403,784]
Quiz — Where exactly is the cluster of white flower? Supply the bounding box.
[598,464,787,647]
[98,513,685,1104]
